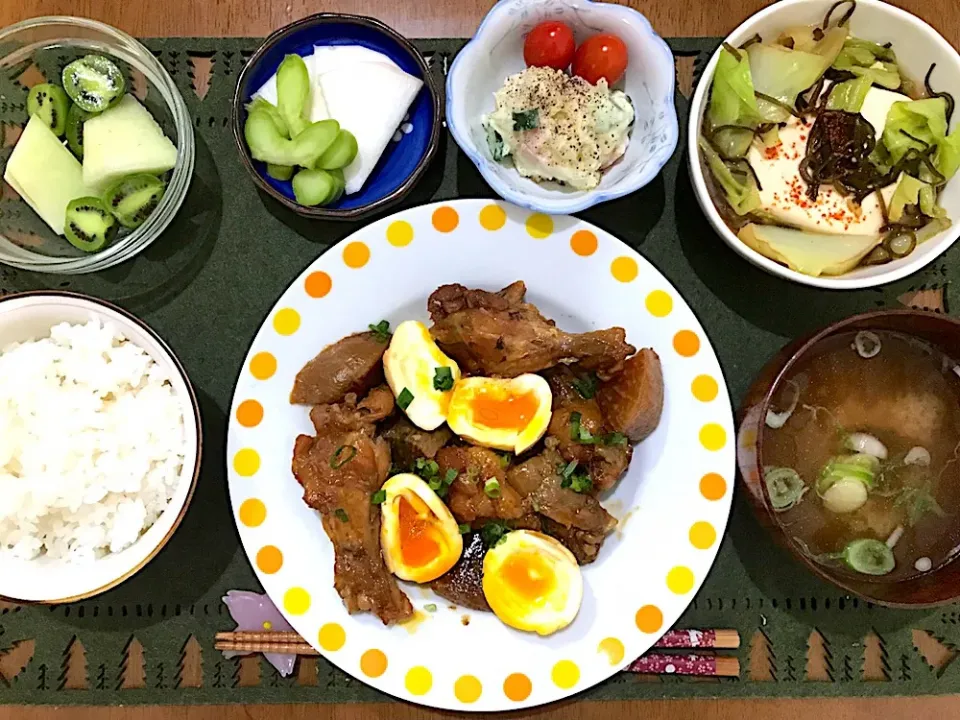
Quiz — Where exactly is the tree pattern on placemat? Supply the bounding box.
[59,638,86,690]
[296,657,317,687]
[913,629,958,677]
[805,630,832,682]
[238,655,260,687]
[177,636,203,689]
[863,632,891,681]
[119,637,146,690]
[0,639,35,684]
[748,630,775,681]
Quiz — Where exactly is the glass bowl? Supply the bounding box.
[0,16,194,274]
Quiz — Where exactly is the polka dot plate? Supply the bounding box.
[227,199,735,711]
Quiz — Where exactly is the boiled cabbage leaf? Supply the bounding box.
[698,136,761,215]
[707,46,761,129]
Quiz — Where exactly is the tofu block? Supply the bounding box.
[82,95,178,192]
[3,115,96,236]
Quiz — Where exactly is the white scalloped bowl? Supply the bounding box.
[447,0,678,215]
[688,0,960,289]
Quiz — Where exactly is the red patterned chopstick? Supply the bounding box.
[655,628,740,649]
[627,653,740,677]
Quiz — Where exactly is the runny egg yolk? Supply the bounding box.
[398,495,442,569]
[380,473,463,583]
[500,550,557,602]
[470,388,540,431]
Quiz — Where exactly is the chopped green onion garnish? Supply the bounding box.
[443,468,458,486]
[571,372,598,400]
[397,387,414,411]
[497,452,511,468]
[569,411,598,444]
[604,432,628,446]
[334,508,349,523]
[368,320,391,343]
[458,523,471,534]
[484,478,501,498]
[415,457,440,479]
[569,473,593,493]
[481,521,510,547]
[371,489,387,505]
[561,460,579,480]
[433,366,454,391]
[330,445,357,469]
[424,603,437,612]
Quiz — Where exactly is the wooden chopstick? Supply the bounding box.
[215,628,740,659]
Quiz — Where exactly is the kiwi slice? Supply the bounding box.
[62,55,125,112]
[64,197,117,252]
[65,104,95,158]
[314,130,358,170]
[292,169,338,207]
[102,173,166,229]
[26,83,70,137]
[267,164,294,181]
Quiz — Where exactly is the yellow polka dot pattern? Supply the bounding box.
[283,587,311,615]
[551,660,580,689]
[405,666,432,695]
[454,675,482,703]
[610,256,638,282]
[273,308,300,335]
[233,449,260,477]
[645,290,673,317]
[598,637,625,665]
[689,521,717,550]
[479,204,506,230]
[699,423,727,451]
[360,649,387,678]
[386,220,414,247]
[318,623,346,652]
[692,375,719,402]
[238,499,266,528]
[525,213,553,238]
[667,566,695,594]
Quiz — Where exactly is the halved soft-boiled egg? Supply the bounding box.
[380,473,463,583]
[482,530,583,636]
[446,374,552,454]
[383,320,461,431]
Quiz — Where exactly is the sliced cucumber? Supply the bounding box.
[292,169,338,207]
[62,55,125,112]
[26,83,70,137]
[267,164,294,181]
[276,54,310,138]
[314,130,358,170]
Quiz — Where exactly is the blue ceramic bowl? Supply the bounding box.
[232,14,441,220]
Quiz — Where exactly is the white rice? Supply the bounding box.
[0,319,186,562]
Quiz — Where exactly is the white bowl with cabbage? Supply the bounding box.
[688,0,960,289]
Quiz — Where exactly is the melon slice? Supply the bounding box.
[3,115,95,236]
[738,224,881,277]
[82,95,178,192]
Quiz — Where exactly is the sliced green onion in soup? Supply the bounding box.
[764,467,807,511]
[842,538,895,576]
[817,453,880,494]
[765,379,799,429]
[853,331,881,359]
[821,477,868,513]
[843,432,888,460]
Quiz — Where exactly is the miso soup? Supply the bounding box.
[762,329,960,581]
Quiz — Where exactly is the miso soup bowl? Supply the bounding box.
[738,309,960,607]
[688,0,960,290]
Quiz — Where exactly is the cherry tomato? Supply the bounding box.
[523,21,576,70]
[572,33,628,85]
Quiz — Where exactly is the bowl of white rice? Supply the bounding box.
[0,291,200,603]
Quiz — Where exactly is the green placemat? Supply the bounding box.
[0,36,958,706]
